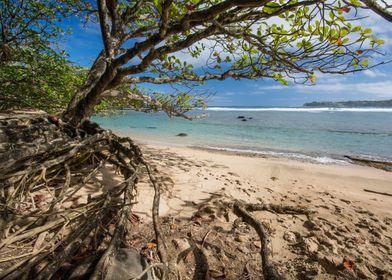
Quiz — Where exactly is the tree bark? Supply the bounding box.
[62,51,118,126]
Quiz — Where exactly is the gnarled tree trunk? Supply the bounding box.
[62,51,119,126]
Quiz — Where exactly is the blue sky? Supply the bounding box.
[63,9,392,107]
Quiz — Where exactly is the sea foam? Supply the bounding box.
[199,145,349,165]
[205,107,392,112]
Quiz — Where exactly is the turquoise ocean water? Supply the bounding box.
[94,107,392,164]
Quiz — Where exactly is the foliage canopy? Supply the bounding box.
[0,0,90,112]
[1,0,391,120]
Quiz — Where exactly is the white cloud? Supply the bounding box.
[255,81,392,98]
[362,69,388,77]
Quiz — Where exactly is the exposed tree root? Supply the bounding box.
[233,200,316,280]
[0,114,168,279]
[233,201,282,280]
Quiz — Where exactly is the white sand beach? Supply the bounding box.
[129,143,392,279]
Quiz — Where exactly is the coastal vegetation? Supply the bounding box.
[304,99,392,108]
[1,0,392,279]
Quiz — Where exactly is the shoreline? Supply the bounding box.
[124,133,392,171]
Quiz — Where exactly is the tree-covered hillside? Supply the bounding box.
[304,100,392,108]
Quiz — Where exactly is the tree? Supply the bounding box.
[0,47,87,112]
[62,0,389,126]
[0,0,91,112]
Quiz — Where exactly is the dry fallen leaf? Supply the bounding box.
[129,213,140,224]
[183,250,193,263]
[342,258,354,270]
[146,241,157,249]
[340,7,351,13]
[33,194,46,208]
[253,240,262,248]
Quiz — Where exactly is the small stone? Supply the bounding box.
[235,235,248,242]
[303,237,319,253]
[105,248,153,280]
[172,238,190,251]
[283,231,297,243]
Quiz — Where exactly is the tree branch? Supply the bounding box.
[360,0,392,22]
[97,0,113,58]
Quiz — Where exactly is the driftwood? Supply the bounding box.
[363,189,392,197]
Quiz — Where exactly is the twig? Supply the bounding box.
[364,189,392,197]
[201,229,213,248]
[130,263,166,280]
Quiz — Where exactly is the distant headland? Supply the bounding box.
[304,99,392,108]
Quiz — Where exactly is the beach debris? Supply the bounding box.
[341,258,354,270]
[145,240,158,250]
[235,235,248,242]
[253,240,262,248]
[283,231,297,243]
[183,250,193,263]
[129,213,141,224]
[363,188,392,197]
[176,132,188,137]
[270,176,278,181]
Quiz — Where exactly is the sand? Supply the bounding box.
[128,142,392,279]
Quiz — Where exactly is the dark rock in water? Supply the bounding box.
[237,116,245,119]
[248,117,253,119]
[176,133,188,137]
[241,119,247,122]
[146,126,157,129]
